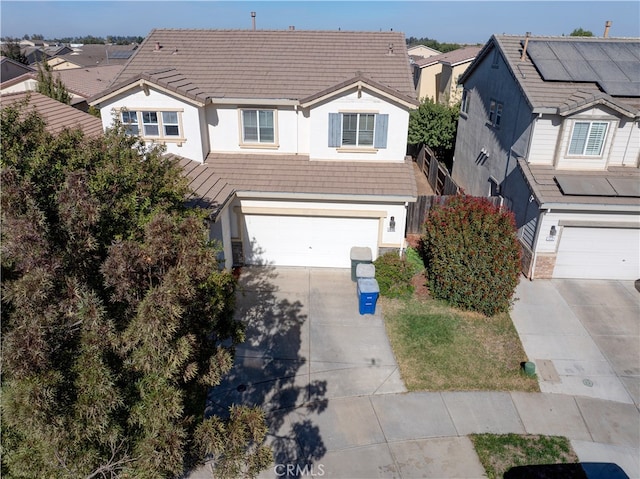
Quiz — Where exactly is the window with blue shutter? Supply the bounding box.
[328,112,388,149]
[374,114,388,148]
[328,113,341,147]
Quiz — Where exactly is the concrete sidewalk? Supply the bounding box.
[190,268,640,479]
[255,391,639,478]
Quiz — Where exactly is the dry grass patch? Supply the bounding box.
[380,296,538,392]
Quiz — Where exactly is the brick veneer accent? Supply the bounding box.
[534,253,557,279]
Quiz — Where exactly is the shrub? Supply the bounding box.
[373,251,414,299]
[420,196,521,316]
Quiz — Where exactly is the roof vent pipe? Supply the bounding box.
[520,32,531,61]
[388,43,394,55]
[289,26,295,31]
[154,41,161,51]
[604,20,612,38]
[251,11,256,31]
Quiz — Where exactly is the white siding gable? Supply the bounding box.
[528,115,560,165]
[555,105,621,170]
[100,85,208,163]
[308,89,409,161]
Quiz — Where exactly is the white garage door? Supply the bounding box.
[554,227,640,280]
[243,215,379,268]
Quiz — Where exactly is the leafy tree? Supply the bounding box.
[420,196,521,316]
[406,36,462,53]
[408,97,459,162]
[570,27,594,37]
[1,38,28,64]
[1,103,272,478]
[36,60,71,104]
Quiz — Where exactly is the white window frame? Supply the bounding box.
[567,121,609,157]
[488,99,503,127]
[239,108,277,146]
[342,112,375,147]
[461,89,471,115]
[120,109,184,142]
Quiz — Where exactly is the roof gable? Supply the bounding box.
[100,29,417,105]
[459,35,640,118]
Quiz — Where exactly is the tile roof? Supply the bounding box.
[55,65,123,98]
[105,29,417,104]
[54,44,137,68]
[0,91,103,137]
[180,153,417,215]
[414,46,481,68]
[518,159,640,208]
[462,35,640,115]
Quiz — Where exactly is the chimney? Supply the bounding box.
[251,11,256,31]
[289,26,295,31]
[520,32,531,61]
[604,20,612,38]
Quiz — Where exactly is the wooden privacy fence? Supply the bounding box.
[406,195,503,234]
[415,144,459,196]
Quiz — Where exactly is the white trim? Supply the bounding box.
[90,79,205,107]
[300,80,417,109]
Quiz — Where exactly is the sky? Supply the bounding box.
[1,1,639,45]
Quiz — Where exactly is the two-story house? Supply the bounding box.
[89,29,419,269]
[452,34,640,280]
[413,46,481,105]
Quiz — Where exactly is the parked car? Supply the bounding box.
[504,462,630,479]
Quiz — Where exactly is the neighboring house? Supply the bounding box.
[407,44,441,59]
[0,64,122,112]
[0,90,103,137]
[21,46,49,65]
[48,44,137,70]
[0,56,35,83]
[89,29,419,269]
[452,34,640,280]
[413,46,481,105]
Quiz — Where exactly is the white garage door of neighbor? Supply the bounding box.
[243,215,379,268]
[554,227,640,280]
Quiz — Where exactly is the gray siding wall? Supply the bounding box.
[452,44,536,201]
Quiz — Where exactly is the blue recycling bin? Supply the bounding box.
[357,277,379,315]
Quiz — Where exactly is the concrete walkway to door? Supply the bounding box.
[188,267,639,479]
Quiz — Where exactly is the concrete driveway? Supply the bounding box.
[190,269,639,479]
[511,278,640,406]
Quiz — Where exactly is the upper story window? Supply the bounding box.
[488,99,503,127]
[241,109,275,144]
[568,121,608,156]
[121,109,183,140]
[342,113,375,146]
[121,110,139,135]
[461,89,471,115]
[328,112,389,149]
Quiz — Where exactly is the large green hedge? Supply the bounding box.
[420,196,521,316]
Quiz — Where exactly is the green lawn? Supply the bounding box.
[471,433,579,479]
[380,295,539,392]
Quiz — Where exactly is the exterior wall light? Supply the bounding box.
[389,216,396,232]
[546,225,557,241]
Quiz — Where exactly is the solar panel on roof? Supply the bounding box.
[108,50,133,59]
[555,175,640,198]
[555,176,617,196]
[527,40,640,97]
